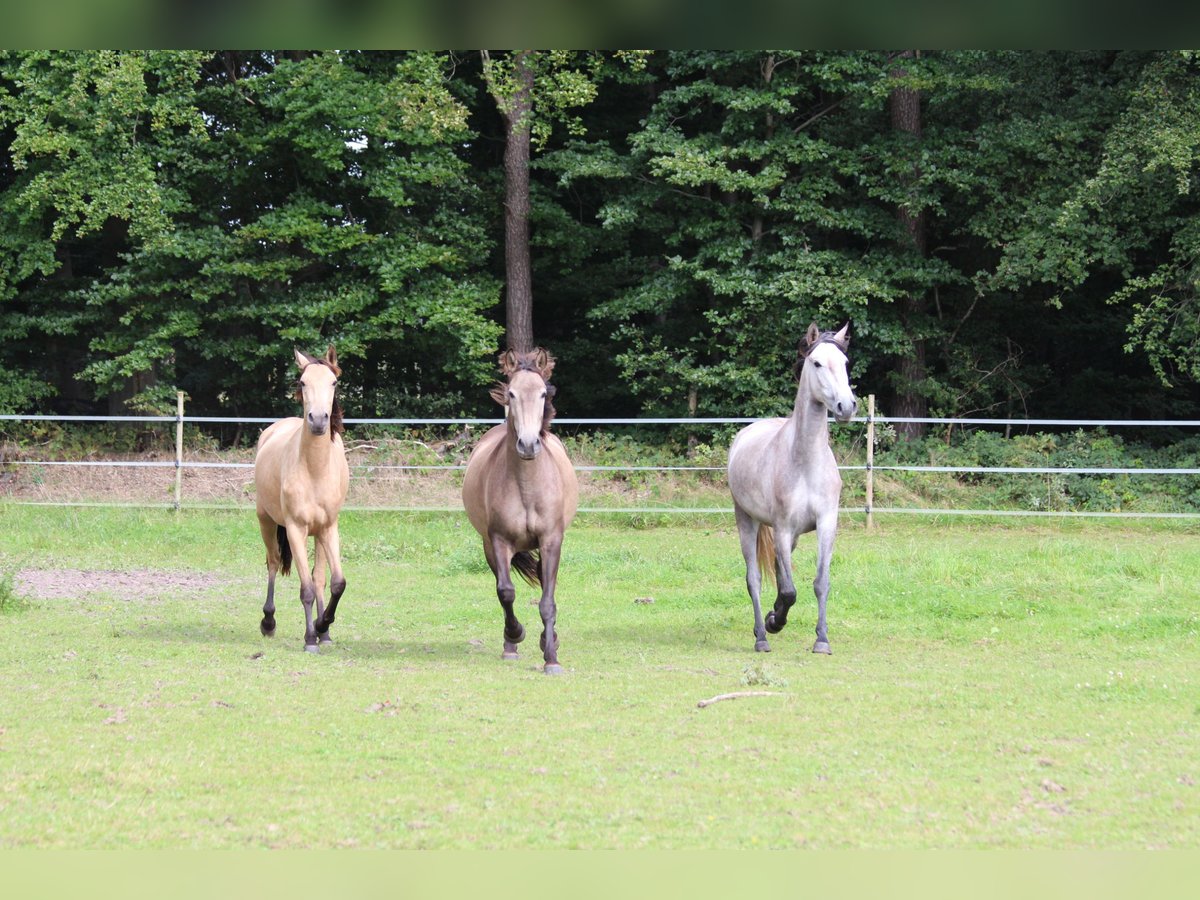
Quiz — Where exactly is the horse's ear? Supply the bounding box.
[294,347,314,371]
[324,344,341,376]
[533,347,556,380]
[498,349,520,377]
[489,384,508,407]
[834,322,850,349]
[805,323,821,349]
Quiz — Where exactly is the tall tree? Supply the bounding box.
[482,50,535,352]
[479,51,649,353]
[555,51,964,417]
[889,50,929,440]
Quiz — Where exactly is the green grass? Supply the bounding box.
[0,505,1198,848]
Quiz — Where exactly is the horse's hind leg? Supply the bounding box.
[488,535,525,659]
[735,505,770,652]
[811,514,837,655]
[315,525,346,644]
[537,535,564,675]
[257,514,280,637]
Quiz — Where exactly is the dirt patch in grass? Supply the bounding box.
[16,568,224,601]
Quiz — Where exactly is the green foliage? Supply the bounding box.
[1,51,500,417]
[480,50,650,150]
[0,567,30,613]
[2,51,1200,426]
[880,427,1200,513]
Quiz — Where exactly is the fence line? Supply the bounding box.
[3,397,1199,519]
[8,412,1200,427]
[4,458,1199,477]
[6,500,1200,521]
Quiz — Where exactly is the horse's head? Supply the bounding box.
[294,344,342,438]
[798,323,857,423]
[490,347,558,460]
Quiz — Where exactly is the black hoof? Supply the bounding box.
[754,639,771,652]
[319,635,333,645]
[543,663,565,676]
[812,641,831,655]
[765,612,785,634]
[304,644,320,654]
[502,650,520,660]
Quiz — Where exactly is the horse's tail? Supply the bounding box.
[511,551,542,588]
[757,525,776,586]
[276,525,293,577]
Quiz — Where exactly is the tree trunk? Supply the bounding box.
[496,52,535,353]
[890,51,928,442]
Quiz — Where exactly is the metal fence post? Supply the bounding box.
[174,391,184,511]
[866,393,875,529]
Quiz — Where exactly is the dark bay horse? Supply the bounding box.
[462,348,579,674]
[727,323,858,654]
[254,345,349,652]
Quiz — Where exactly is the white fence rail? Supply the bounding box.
[2,396,1199,520]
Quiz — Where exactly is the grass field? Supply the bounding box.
[0,505,1197,848]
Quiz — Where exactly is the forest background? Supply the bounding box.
[3,50,1200,447]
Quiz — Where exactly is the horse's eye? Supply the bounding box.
[540,392,546,399]
[508,390,515,399]
[813,360,822,368]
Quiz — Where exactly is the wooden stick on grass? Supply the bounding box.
[696,691,783,708]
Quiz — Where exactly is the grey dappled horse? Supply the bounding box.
[727,323,858,654]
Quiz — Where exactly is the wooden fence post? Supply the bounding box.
[866,393,875,530]
[174,391,184,512]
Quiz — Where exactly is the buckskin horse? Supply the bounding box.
[254,345,349,652]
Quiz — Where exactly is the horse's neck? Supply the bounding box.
[505,428,554,498]
[790,374,829,456]
[297,427,334,470]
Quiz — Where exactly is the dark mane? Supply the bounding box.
[330,396,344,439]
[492,349,558,435]
[540,386,557,435]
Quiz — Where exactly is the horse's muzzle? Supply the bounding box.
[515,437,541,460]
[834,398,858,423]
[307,412,330,435]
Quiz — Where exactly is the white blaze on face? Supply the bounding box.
[507,369,547,459]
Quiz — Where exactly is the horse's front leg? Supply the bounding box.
[285,523,319,652]
[488,535,525,659]
[735,506,770,652]
[537,534,564,675]
[765,527,798,636]
[811,513,837,655]
[312,539,328,640]
[315,525,346,644]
